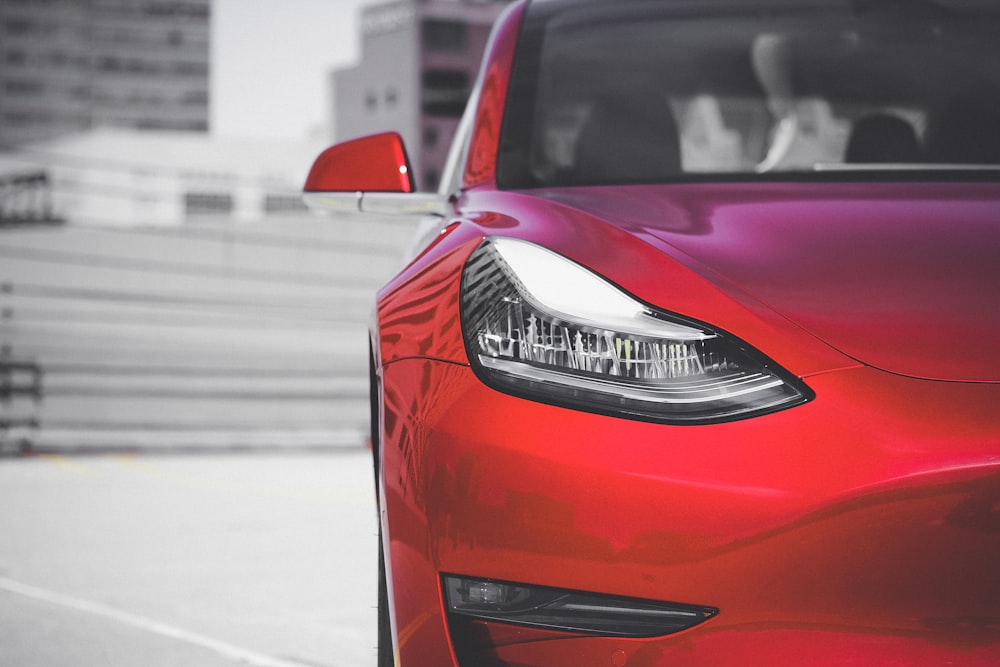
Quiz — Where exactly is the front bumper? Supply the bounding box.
[379,357,1000,666]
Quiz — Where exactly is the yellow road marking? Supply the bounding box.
[110,453,157,473]
[108,454,363,505]
[38,454,94,475]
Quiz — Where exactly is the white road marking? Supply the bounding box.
[0,576,319,667]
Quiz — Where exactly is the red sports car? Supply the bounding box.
[305,1,1000,665]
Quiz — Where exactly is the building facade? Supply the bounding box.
[333,0,511,192]
[0,0,210,147]
[4,128,324,225]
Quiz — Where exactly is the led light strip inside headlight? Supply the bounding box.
[460,237,811,423]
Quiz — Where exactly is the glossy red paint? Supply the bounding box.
[462,2,524,189]
[303,132,414,193]
[379,356,999,665]
[371,181,999,664]
[380,349,998,658]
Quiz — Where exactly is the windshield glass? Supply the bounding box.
[497,0,1000,188]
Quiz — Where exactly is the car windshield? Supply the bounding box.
[497,0,1000,188]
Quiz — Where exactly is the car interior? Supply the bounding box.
[498,2,1000,188]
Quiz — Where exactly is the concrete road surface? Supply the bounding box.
[0,451,378,667]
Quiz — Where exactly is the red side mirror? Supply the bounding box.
[303,132,415,193]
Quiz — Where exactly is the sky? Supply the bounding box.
[211,0,371,141]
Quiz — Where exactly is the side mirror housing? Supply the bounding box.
[302,132,447,217]
[304,132,415,193]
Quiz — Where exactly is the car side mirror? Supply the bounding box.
[304,132,415,193]
[302,132,447,217]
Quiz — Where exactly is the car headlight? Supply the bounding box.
[460,237,812,424]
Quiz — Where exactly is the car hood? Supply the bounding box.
[540,182,1000,383]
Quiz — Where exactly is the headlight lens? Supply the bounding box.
[460,237,812,424]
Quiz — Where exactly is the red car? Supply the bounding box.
[305,1,1000,664]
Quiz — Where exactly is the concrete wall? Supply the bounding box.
[0,211,419,453]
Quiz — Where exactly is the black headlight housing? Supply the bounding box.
[460,237,812,424]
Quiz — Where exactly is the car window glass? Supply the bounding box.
[498,0,1000,188]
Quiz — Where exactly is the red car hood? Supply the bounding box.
[542,182,1000,383]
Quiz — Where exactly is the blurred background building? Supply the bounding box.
[0,0,210,147]
[0,0,512,227]
[333,0,510,192]
[1,0,213,225]
[0,0,511,452]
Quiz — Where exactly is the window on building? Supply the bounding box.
[172,61,208,76]
[423,125,440,148]
[143,2,210,19]
[4,20,32,36]
[423,19,467,51]
[421,69,469,117]
[136,118,169,130]
[2,112,36,127]
[263,194,307,214]
[4,79,44,95]
[184,192,232,216]
[181,90,208,106]
[98,56,122,72]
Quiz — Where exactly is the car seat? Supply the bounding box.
[572,94,682,184]
[925,83,1000,165]
[845,113,921,164]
